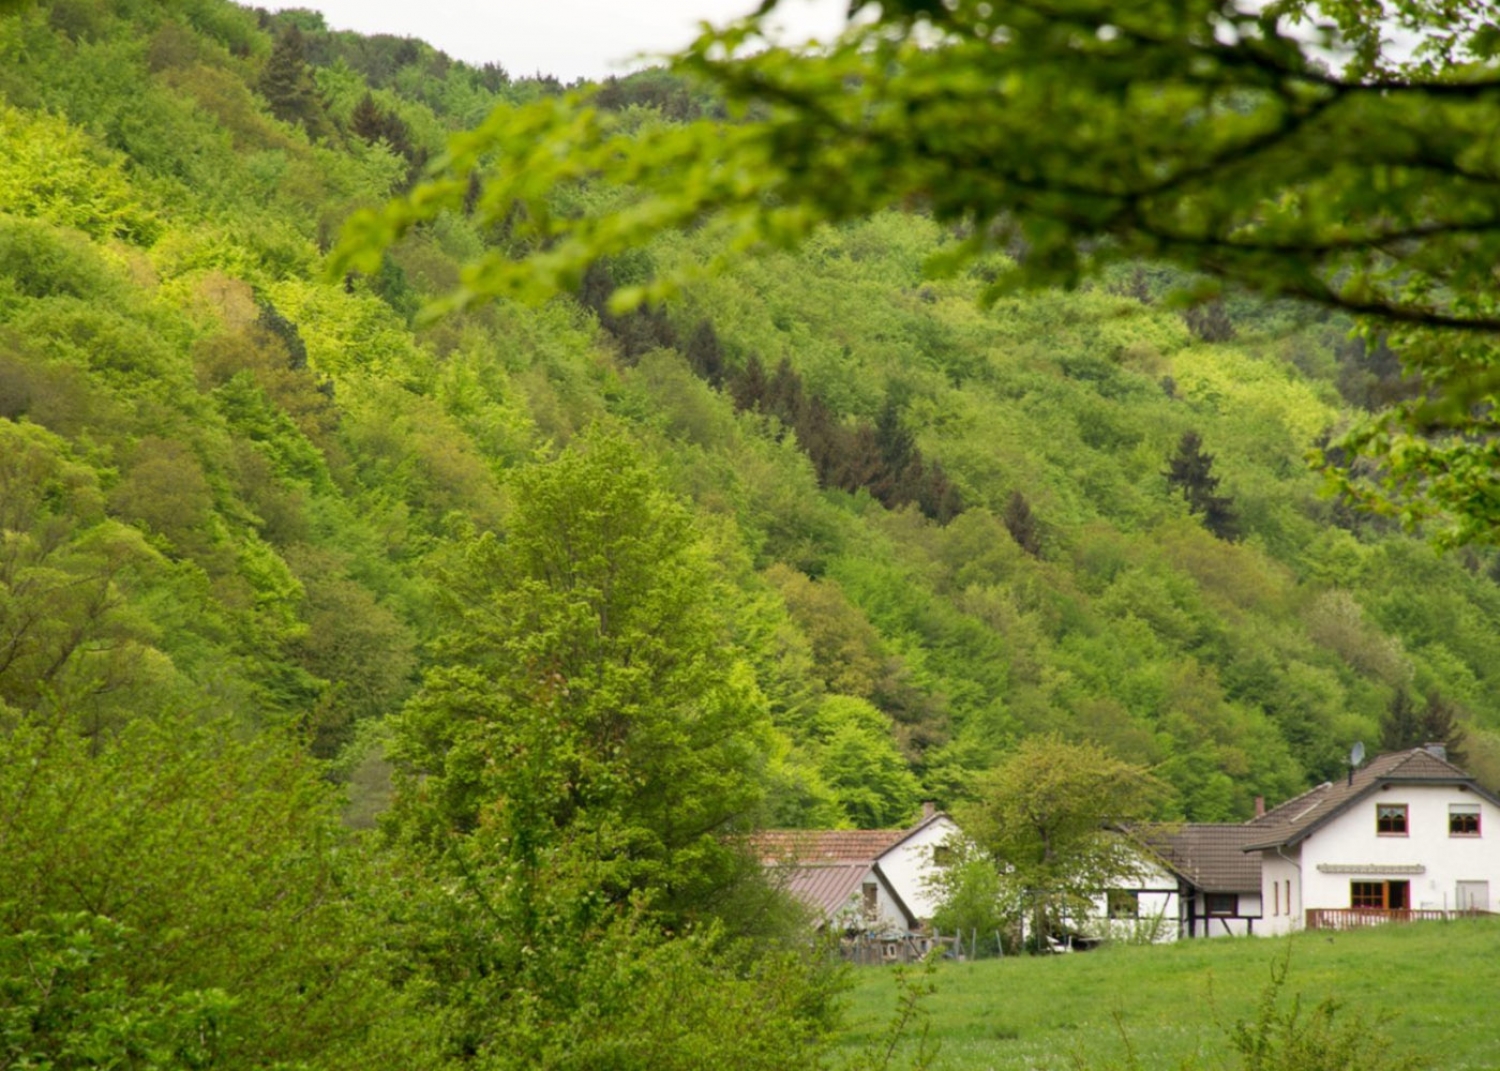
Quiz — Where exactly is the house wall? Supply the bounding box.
[1086,856,1181,943]
[879,817,959,922]
[1182,890,1262,937]
[1299,784,1500,915]
[1259,849,1302,937]
[827,866,912,933]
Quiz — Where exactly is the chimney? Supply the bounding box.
[921,801,936,821]
[1425,742,1448,761]
[1254,796,1265,818]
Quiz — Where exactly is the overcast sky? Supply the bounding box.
[268,0,852,82]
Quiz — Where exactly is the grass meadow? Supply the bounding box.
[833,919,1500,1071]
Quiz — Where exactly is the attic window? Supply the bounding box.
[932,844,954,867]
[1376,804,1408,836]
[1450,803,1481,837]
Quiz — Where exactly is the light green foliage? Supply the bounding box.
[0,911,236,1071]
[959,736,1164,939]
[392,431,776,918]
[0,704,403,1070]
[816,695,924,828]
[0,102,158,241]
[341,0,1500,544]
[926,837,1014,942]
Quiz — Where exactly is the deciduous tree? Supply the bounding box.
[959,735,1164,944]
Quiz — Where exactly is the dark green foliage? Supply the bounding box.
[348,91,426,185]
[1381,690,1468,768]
[685,319,726,386]
[256,24,330,138]
[593,68,719,121]
[1001,490,1042,557]
[1164,430,1241,542]
[1182,299,1235,343]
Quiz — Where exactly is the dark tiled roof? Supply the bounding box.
[1243,748,1492,851]
[1141,824,1263,893]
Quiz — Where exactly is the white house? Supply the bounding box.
[1111,825,1265,940]
[752,805,960,932]
[1243,746,1500,934]
[1083,846,1182,944]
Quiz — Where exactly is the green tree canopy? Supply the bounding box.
[392,429,776,924]
[958,735,1165,939]
[337,0,1500,544]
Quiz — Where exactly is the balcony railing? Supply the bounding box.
[1306,908,1489,931]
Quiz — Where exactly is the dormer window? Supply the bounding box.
[1376,804,1408,835]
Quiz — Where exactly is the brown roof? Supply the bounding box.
[749,829,908,865]
[749,811,952,866]
[1138,824,1263,893]
[1243,748,1497,851]
[774,863,872,920]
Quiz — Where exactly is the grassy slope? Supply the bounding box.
[836,920,1500,1071]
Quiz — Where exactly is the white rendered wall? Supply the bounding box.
[1259,850,1302,937]
[1298,784,1500,914]
[879,817,960,922]
[1087,857,1181,943]
[827,866,912,932]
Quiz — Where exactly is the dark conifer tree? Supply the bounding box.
[1165,430,1241,541]
[256,300,309,370]
[685,321,725,387]
[1002,490,1042,556]
[730,353,768,413]
[1417,691,1468,767]
[257,26,331,139]
[918,461,963,524]
[1182,299,1235,342]
[579,261,614,319]
[765,359,805,428]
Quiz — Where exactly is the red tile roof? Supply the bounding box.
[749,829,908,865]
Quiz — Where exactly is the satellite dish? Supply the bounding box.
[1350,741,1366,768]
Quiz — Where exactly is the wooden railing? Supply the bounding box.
[1306,908,1489,931]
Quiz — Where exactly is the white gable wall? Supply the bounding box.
[1295,783,1500,919]
[826,865,912,932]
[878,816,959,922]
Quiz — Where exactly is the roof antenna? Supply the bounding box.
[1348,741,1365,787]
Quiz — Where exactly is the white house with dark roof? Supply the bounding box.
[1242,745,1500,934]
[752,806,959,932]
[1128,824,1266,938]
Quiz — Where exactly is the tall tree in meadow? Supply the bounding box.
[392,430,775,923]
[959,735,1163,946]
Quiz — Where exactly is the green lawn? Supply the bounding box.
[833,920,1500,1071]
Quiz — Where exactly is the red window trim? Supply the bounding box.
[1376,803,1408,837]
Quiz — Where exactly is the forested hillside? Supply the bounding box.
[2,0,1498,1065]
